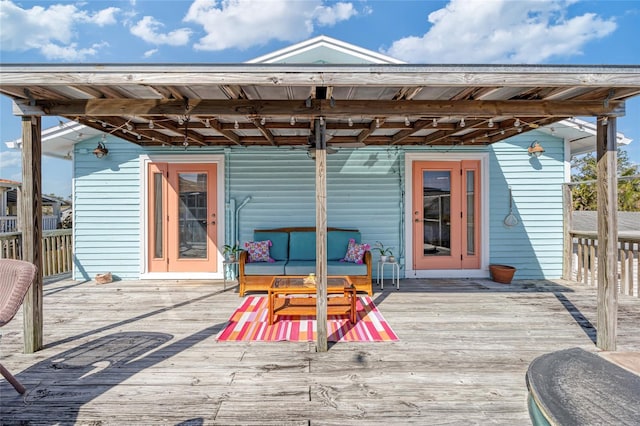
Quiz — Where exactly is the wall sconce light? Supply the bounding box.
[527,140,545,157]
[93,141,109,158]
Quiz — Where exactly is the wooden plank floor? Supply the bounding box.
[1,277,639,425]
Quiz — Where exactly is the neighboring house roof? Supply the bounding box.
[0,178,21,188]
[572,211,640,238]
[2,188,70,206]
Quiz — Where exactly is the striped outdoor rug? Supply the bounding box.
[216,296,399,342]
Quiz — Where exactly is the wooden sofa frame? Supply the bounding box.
[238,227,372,296]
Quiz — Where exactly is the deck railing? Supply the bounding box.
[570,232,639,298]
[0,229,73,277]
[0,215,59,232]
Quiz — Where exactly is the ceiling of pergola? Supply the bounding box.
[1,64,639,149]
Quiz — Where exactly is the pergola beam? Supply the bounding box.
[13,99,626,118]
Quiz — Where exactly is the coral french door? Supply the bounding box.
[412,160,480,270]
[148,162,218,273]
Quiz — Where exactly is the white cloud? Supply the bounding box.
[184,0,358,51]
[0,1,120,60]
[0,149,21,170]
[143,48,159,58]
[383,0,616,64]
[313,2,356,26]
[130,16,192,46]
[40,42,108,61]
[86,7,119,26]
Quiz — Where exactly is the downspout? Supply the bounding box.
[234,196,252,246]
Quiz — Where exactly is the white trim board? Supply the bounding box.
[404,152,490,279]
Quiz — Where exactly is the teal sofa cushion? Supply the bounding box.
[244,261,286,276]
[289,231,316,260]
[284,260,316,275]
[327,230,361,260]
[327,260,367,276]
[253,231,288,261]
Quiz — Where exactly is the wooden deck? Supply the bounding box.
[1,277,639,425]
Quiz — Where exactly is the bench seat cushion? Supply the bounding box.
[244,260,286,276]
[283,260,368,276]
[327,260,367,276]
[284,260,316,275]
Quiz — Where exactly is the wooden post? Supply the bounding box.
[20,116,44,353]
[596,116,618,351]
[562,184,573,280]
[315,118,328,352]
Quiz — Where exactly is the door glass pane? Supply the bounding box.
[153,173,163,258]
[178,173,207,259]
[423,171,451,256]
[466,170,475,255]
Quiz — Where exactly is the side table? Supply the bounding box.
[377,260,400,290]
[222,260,239,289]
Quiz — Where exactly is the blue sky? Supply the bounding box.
[1,0,639,198]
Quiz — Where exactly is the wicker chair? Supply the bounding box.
[0,259,37,394]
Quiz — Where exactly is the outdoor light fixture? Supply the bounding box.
[93,141,109,158]
[528,140,545,157]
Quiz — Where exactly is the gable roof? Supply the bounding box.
[247,35,404,64]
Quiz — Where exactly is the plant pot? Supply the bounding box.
[388,255,396,263]
[380,255,387,263]
[228,254,236,262]
[489,264,516,284]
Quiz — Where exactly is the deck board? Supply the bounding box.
[1,278,639,424]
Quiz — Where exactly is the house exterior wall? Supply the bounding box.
[72,131,564,281]
[73,137,144,280]
[488,133,565,279]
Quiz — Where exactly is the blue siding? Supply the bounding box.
[72,131,566,281]
[489,132,565,279]
[228,148,404,268]
[73,136,144,280]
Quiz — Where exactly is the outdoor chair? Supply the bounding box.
[0,259,37,394]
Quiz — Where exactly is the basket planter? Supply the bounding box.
[95,272,113,284]
[489,264,516,284]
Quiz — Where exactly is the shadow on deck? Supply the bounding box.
[1,277,638,424]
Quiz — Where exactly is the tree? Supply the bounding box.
[571,148,640,211]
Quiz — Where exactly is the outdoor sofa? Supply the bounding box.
[238,227,372,296]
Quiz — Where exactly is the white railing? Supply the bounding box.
[0,215,59,232]
[571,232,639,298]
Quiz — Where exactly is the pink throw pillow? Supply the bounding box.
[341,238,370,264]
[244,240,275,263]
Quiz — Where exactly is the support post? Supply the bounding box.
[315,118,328,352]
[596,116,618,351]
[562,184,573,280]
[20,116,44,353]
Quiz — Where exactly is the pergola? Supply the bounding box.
[1,63,640,352]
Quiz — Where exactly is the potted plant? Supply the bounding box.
[373,241,394,263]
[223,242,243,262]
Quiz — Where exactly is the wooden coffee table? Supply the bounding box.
[267,276,357,325]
